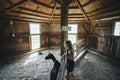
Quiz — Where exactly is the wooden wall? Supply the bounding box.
[43,21,120,60]
[0,20,30,57]
[0,20,49,57]
[49,24,61,47]
[0,19,89,57]
[86,20,120,59]
[1,19,119,59]
[40,24,49,47]
[78,23,90,39]
[48,23,87,47]
[87,21,112,53]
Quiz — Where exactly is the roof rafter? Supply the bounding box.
[54,13,83,16]
[82,0,96,7]
[49,2,57,24]
[90,10,120,21]
[9,10,49,20]
[18,7,50,17]
[12,18,47,23]
[0,0,31,15]
[13,10,49,19]
[54,0,62,5]
[65,0,74,6]
[1,15,48,23]
[76,0,90,23]
[32,0,53,9]
[2,14,48,21]
[6,0,14,6]
[87,1,120,15]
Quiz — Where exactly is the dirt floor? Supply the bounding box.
[73,52,120,80]
[0,49,61,80]
[0,49,120,80]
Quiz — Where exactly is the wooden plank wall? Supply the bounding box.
[49,23,87,47]
[49,24,61,47]
[86,20,120,59]
[0,20,30,57]
[40,23,49,47]
[110,36,120,59]
[78,23,90,39]
[1,19,120,59]
[87,21,112,53]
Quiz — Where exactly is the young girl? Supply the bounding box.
[62,40,74,80]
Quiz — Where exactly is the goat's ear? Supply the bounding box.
[49,52,52,54]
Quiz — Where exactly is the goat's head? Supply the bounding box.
[45,53,54,60]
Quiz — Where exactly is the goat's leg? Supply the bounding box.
[66,72,70,80]
[65,72,69,80]
[68,72,73,80]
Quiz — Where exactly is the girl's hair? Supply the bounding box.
[64,40,73,49]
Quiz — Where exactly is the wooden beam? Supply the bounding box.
[0,0,31,15]
[49,17,86,21]
[49,2,57,24]
[11,10,49,19]
[16,5,81,17]
[54,13,83,17]
[2,14,49,22]
[56,6,78,9]
[13,19,47,23]
[53,16,84,19]
[65,0,74,6]
[76,0,90,23]
[68,20,86,23]
[87,2,120,17]
[18,7,50,17]
[6,0,14,6]
[90,10,120,21]
[82,24,88,34]
[32,0,53,9]
[54,0,62,5]
[87,0,120,14]
[7,11,49,21]
[91,24,97,34]
[1,16,48,23]
[82,0,96,7]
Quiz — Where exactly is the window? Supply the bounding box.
[31,35,40,50]
[68,24,77,34]
[68,24,78,44]
[114,22,120,36]
[29,23,40,50]
[30,23,40,34]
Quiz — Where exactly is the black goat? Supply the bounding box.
[45,53,61,80]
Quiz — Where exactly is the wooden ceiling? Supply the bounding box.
[0,0,120,23]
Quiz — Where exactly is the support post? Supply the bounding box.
[61,2,68,55]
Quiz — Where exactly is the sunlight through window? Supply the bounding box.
[114,22,120,36]
[29,23,41,50]
[23,52,39,65]
[68,24,78,44]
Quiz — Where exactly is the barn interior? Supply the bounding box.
[0,0,120,80]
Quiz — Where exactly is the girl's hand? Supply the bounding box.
[61,54,67,59]
[63,54,67,58]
